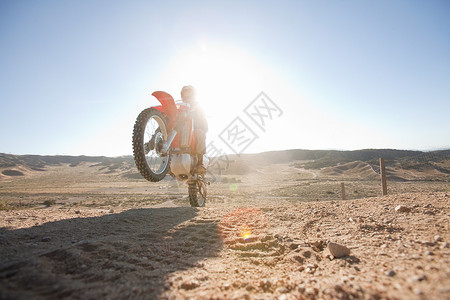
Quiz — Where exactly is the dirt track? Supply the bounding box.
[1,189,449,299]
[1,159,449,299]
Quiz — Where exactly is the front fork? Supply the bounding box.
[161,130,177,154]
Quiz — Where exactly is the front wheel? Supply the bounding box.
[133,108,170,182]
[188,181,206,207]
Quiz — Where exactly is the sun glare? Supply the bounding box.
[155,43,274,141]
[153,42,331,155]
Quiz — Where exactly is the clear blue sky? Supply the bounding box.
[1,0,449,156]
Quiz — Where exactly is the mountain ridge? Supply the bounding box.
[1,148,449,169]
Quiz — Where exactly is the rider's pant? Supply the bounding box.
[195,129,206,155]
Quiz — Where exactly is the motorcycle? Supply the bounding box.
[132,91,209,207]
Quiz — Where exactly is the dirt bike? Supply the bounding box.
[132,91,209,207]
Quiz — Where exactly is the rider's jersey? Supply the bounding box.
[191,104,208,133]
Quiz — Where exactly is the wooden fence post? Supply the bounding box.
[341,182,346,200]
[380,158,387,196]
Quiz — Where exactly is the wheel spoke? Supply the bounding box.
[143,115,169,175]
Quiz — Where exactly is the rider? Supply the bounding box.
[180,85,208,174]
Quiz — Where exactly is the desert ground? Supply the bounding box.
[0,152,449,299]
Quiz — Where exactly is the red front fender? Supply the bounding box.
[151,91,178,128]
[152,91,176,111]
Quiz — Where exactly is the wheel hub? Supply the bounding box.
[154,132,165,154]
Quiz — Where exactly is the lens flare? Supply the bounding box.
[240,224,252,241]
[229,183,237,191]
[218,208,268,245]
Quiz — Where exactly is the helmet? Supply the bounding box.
[181,85,196,102]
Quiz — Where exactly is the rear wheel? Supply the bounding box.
[132,108,170,182]
[188,180,206,207]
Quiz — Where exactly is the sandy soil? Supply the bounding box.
[0,163,449,299]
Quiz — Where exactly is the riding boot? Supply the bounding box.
[196,154,206,174]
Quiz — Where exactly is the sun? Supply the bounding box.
[154,43,273,148]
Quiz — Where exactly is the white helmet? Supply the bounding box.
[181,85,196,102]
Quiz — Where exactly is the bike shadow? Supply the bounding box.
[0,206,223,299]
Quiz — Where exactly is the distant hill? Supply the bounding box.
[235,149,439,167]
[220,149,450,181]
[1,148,449,180]
[320,161,379,179]
[0,153,135,170]
[0,154,136,178]
[223,148,448,169]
